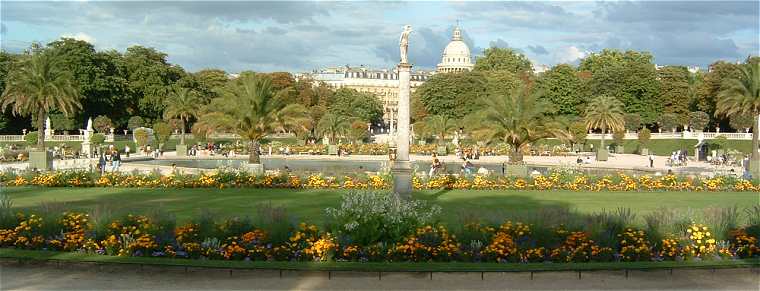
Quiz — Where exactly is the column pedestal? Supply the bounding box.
[393,63,413,197]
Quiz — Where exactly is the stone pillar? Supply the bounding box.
[392,63,413,197]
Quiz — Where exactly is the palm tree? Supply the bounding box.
[472,85,567,163]
[195,74,307,163]
[584,95,625,159]
[716,61,760,174]
[317,112,353,144]
[1,50,81,149]
[423,115,456,145]
[163,85,200,145]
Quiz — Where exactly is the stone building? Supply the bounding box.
[436,25,474,73]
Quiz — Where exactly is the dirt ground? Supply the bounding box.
[1,261,758,291]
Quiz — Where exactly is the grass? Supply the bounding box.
[1,249,757,272]
[535,139,752,156]
[3,187,757,225]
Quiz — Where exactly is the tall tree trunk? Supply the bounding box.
[37,110,45,149]
[249,139,260,164]
[180,118,186,145]
[510,144,523,163]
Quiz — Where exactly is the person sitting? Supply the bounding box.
[429,153,442,176]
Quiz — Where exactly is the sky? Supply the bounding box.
[1,1,758,73]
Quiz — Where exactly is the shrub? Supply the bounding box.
[689,111,710,131]
[93,115,113,134]
[133,128,149,148]
[658,113,679,132]
[638,128,651,148]
[24,132,38,146]
[90,133,106,146]
[127,116,145,131]
[153,122,172,149]
[325,190,441,245]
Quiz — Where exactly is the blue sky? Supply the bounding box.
[1,1,757,73]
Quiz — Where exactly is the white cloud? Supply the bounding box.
[554,46,587,64]
[61,32,96,44]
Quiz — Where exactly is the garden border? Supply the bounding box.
[2,249,758,274]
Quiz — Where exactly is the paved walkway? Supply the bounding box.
[1,262,758,290]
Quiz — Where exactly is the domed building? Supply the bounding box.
[436,25,474,73]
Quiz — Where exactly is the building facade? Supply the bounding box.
[299,66,432,125]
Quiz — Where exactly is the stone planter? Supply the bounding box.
[596,149,609,161]
[504,164,529,177]
[246,163,264,175]
[436,145,447,156]
[175,144,188,157]
[328,145,338,155]
[29,150,53,170]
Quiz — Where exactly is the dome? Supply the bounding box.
[436,26,474,73]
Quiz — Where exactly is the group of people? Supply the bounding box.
[668,150,689,167]
[97,145,122,174]
[427,153,484,176]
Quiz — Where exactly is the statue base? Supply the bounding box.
[391,161,412,198]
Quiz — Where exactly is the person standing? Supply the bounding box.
[649,154,654,168]
[124,145,131,158]
[98,152,106,175]
[111,149,121,172]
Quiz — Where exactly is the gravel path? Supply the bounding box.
[2,261,758,291]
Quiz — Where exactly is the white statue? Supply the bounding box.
[44,116,52,136]
[399,25,413,64]
[86,118,93,132]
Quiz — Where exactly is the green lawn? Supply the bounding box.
[4,187,758,225]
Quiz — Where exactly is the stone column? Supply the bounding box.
[392,63,413,197]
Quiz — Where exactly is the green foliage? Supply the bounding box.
[688,111,710,131]
[623,113,641,132]
[569,121,587,145]
[190,69,228,102]
[195,74,308,163]
[715,61,760,167]
[582,50,660,124]
[585,95,625,150]
[536,64,588,116]
[414,71,486,119]
[346,120,369,144]
[658,113,679,132]
[93,115,113,133]
[133,128,149,148]
[49,112,78,131]
[711,135,729,150]
[473,47,532,74]
[729,114,753,131]
[328,88,382,124]
[127,116,145,130]
[421,114,457,145]
[90,133,106,146]
[696,61,742,119]
[123,45,185,121]
[612,130,625,145]
[24,132,38,146]
[1,48,82,147]
[163,85,200,144]
[317,112,353,144]
[658,66,691,125]
[638,128,651,147]
[152,122,172,148]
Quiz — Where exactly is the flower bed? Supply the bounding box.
[2,170,758,191]
[0,195,757,264]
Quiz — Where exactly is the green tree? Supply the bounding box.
[346,120,369,144]
[422,114,457,145]
[328,88,383,123]
[688,111,710,131]
[49,112,77,133]
[471,85,567,163]
[414,71,486,119]
[195,74,307,163]
[90,133,105,147]
[192,69,228,102]
[623,113,641,132]
[317,112,353,144]
[638,128,651,149]
[658,66,691,125]
[696,61,742,120]
[536,64,588,116]
[658,113,679,133]
[569,121,587,148]
[127,116,145,130]
[152,121,172,150]
[581,49,660,124]
[1,49,81,148]
[133,128,149,149]
[123,46,184,120]
[473,47,532,74]
[93,115,113,134]
[729,114,754,132]
[163,85,199,145]
[715,62,760,174]
[584,95,625,153]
